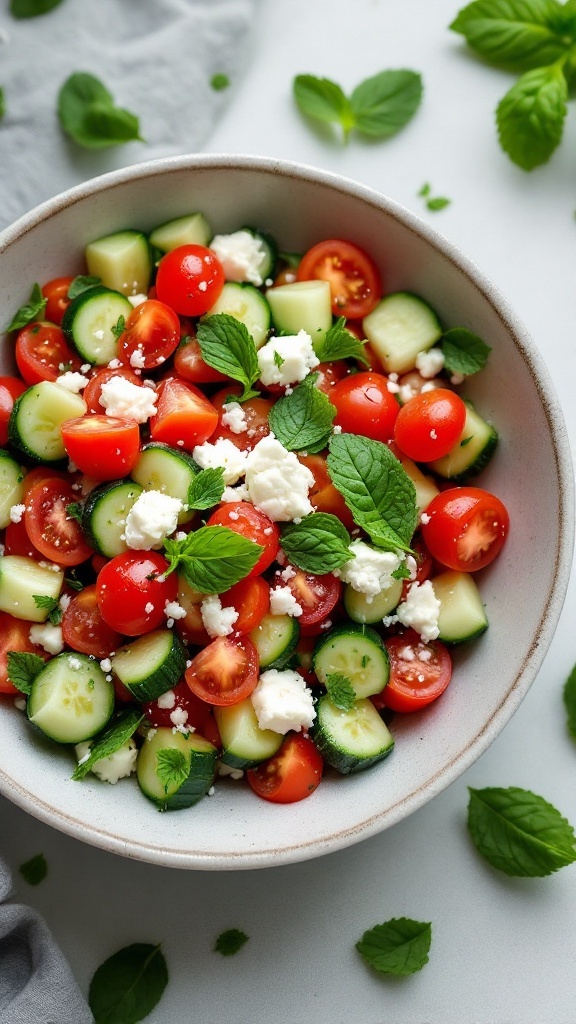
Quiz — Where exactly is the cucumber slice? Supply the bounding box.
[130,442,197,523]
[85,230,153,296]
[313,625,389,699]
[343,580,403,624]
[82,479,143,557]
[0,555,63,620]
[249,612,300,669]
[62,286,133,366]
[28,652,114,744]
[8,381,87,463]
[0,450,24,530]
[362,292,442,374]
[312,694,394,775]
[111,629,187,702]
[214,698,282,770]
[205,282,271,349]
[149,213,211,253]
[137,727,217,810]
[432,570,488,644]
[265,280,332,342]
[395,451,439,515]
[428,402,498,482]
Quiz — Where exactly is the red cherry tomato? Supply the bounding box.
[312,360,349,396]
[174,332,230,384]
[143,678,221,746]
[282,568,341,628]
[96,552,178,636]
[155,244,225,316]
[247,733,323,804]
[210,385,273,452]
[185,634,259,706]
[372,631,453,713]
[298,453,355,531]
[41,276,75,326]
[117,299,180,371]
[174,577,211,647]
[400,534,433,601]
[420,487,510,572]
[149,377,218,450]
[61,415,141,480]
[394,389,467,462]
[82,366,144,414]
[15,322,81,385]
[0,376,26,445]
[296,239,381,319]
[220,575,270,634]
[4,517,43,560]
[20,466,70,496]
[206,503,280,577]
[24,477,93,566]
[331,371,399,442]
[0,612,47,695]
[61,584,123,659]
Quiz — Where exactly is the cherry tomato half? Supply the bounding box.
[282,568,341,629]
[394,389,467,462]
[0,376,26,445]
[61,415,141,480]
[220,575,270,634]
[149,377,218,450]
[210,385,273,452]
[155,244,225,317]
[206,503,280,577]
[185,634,259,706]
[61,584,123,659]
[421,487,510,572]
[296,239,381,319]
[25,477,93,566]
[42,276,75,326]
[0,612,47,695]
[96,552,178,636]
[82,366,143,414]
[118,299,180,371]
[298,453,355,531]
[15,322,81,385]
[174,331,230,384]
[143,677,221,747]
[330,371,399,442]
[372,631,453,713]
[247,733,323,803]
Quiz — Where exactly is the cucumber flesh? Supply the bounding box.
[265,280,332,342]
[0,555,63,621]
[149,213,211,253]
[343,580,403,624]
[313,625,390,699]
[205,282,271,349]
[429,402,498,482]
[130,443,197,524]
[432,570,488,644]
[111,629,187,702]
[62,286,133,366]
[28,653,114,744]
[214,698,282,770]
[0,450,24,530]
[85,230,152,296]
[137,727,217,810]
[82,479,143,557]
[249,612,300,669]
[312,694,394,775]
[8,382,87,463]
[362,292,442,374]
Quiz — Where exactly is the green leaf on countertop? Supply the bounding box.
[563,661,576,739]
[214,928,249,956]
[441,327,491,376]
[72,709,144,781]
[293,75,354,136]
[293,69,422,143]
[280,513,351,574]
[58,72,143,149]
[0,88,5,121]
[211,73,230,91]
[449,0,576,73]
[356,917,432,975]
[88,943,168,1024]
[268,373,336,453]
[19,852,48,886]
[6,651,45,695]
[10,0,64,16]
[426,196,451,211]
[496,63,568,169]
[4,282,47,333]
[197,313,260,403]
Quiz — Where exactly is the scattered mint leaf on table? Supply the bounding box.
[467,786,576,876]
[314,316,369,366]
[268,373,336,453]
[7,651,45,695]
[163,525,263,593]
[293,70,422,143]
[88,942,168,1024]
[187,467,225,511]
[0,88,5,121]
[281,513,351,574]
[197,314,260,403]
[10,0,64,16]
[72,710,144,781]
[496,63,568,170]
[563,661,576,739]
[19,853,47,886]
[326,673,356,711]
[4,282,47,332]
[67,275,101,300]
[426,196,451,211]
[211,73,230,91]
[58,72,143,149]
[214,928,249,956]
[441,327,491,376]
[356,917,432,976]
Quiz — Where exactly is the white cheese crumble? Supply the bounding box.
[257,330,319,387]
[270,586,303,617]
[221,401,248,434]
[192,437,248,485]
[335,540,402,600]
[415,348,445,378]
[209,229,267,286]
[127,293,148,307]
[28,622,64,654]
[74,738,138,784]
[164,600,187,621]
[244,434,314,522]
[56,371,90,393]
[99,376,157,423]
[157,689,176,709]
[396,579,441,642]
[170,707,191,732]
[124,490,183,550]
[129,348,146,369]
[221,483,250,503]
[200,594,239,637]
[251,669,316,735]
[9,504,26,524]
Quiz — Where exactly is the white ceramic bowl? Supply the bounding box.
[0,155,573,870]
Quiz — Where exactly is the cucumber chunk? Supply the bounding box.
[149,213,211,253]
[249,612,300,669]
[312,694,394,774]
[111,629,187,702]
[85,230,152,296]
[432,570,488,644]
[8,382,87,463]
[130,442,197,523]
[265,279,332,342]
[343,580,403,624]
[62,286,133,366]
[205,282,271,349]
[313,625,390,699]
[214,698,283,770]
[0,555,63,621]
[362,292,442,374]
[137,727,217,811]
[429,402,498,482]
[395,451,439,515]
[28,652,114,744]
[0,450,24,530]
[82,479,143,557]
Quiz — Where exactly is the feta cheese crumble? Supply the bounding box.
[251,669,316,735]
[270,586,303,617]
[74,738,138,784]
[335,540,402,600]
[29,623,64,655]
[99,376,157,423]
[124,490,183,550]
[9,504,26,524]
[221,401,248,434]
[200,594,239,637]
[244,434,314,522]
[193,438,248,485]
[396,580,441,642]
[415,348,445,378]
[56,371,90,393]
[209,229,267,286]
[257,330,319,387]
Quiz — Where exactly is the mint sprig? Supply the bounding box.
[268,373,336,453]
[58,72,143,149]
[197,314,260,403]
[72,710,144,781]
[356,917,432,976]
[280,513,351,574]
[441,327,491,376]
[293,69,423,143]
[314,317,369,366]
[4,283,47,333]
[33,594,62,625]
[7,651,45,695]
[88,943,168,1024]
[163,525,263,593]
[187,467,225,511]
[497,62,568,169]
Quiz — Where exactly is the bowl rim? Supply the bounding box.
[0,153,574,870]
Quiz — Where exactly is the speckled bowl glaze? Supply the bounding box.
[0,155,573,870]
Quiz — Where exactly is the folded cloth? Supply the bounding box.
[0,0,258,230]
[0,856,93,1024]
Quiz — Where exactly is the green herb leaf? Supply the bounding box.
[467,786,576,876]
[19,852,48,885]
[156,748,189,794]
[327,433,418,553]
[58,72,143,149]
[66,501,84,523]
[496,62,568,169]
[33,594,62,625]
[0,88,5,121]
[67,275,101,300]
[10,0,64,16]
[293,75,355,138]
[418,182,431,196]
[314,316,369,366]
[273,349,285,369]
[214,929,249,956]
[326,672,356,711]
[426,196,451,211]
[111,315,126,340]
[356,917,432,976]
[268,373,336,453]
[7,651,45,695]
[280,513,351,574]
[163,526,263,594]
[64,571,84,591]
[72,710,143,781]
[4,282,47,332]
[449,0,575,73]
[211,73,230,91]
[349,69,423,138]
[187,467,225,512]
[197,314,260,402]
[563,662,576,740]
[391,562,412,581]
[441,327,491,376]
[88,943,168,1024]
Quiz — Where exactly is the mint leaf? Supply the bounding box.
[350,69,423,138]
[327,434,418,553]
[88,943,168,1024]
[281,513,351,574]
[33,594,62,625]
[426,196,451,211]
[67,275,101,300]
[72,710,143,781]
[326,673,356,711]
[467,786,576,876]
[4,282,47,332]
[563,662,576,740]
[391,562,412,581]
[19,852,48,885]
[293,75,355,138]
[58,72,143,149]
[10,0,64,15]
[156,748,189,794]
[314,317,369,366]
[66,501,84,523]
[7,651,45,695]
[214,929,249,956]
[197,314,260,402]
[268,373,336,453]
[164,526,263,593]
[356,918,432,976]
[496,63,568,169]
[211,73,230,91]
[0,88,5,121]
[441,327,491,376]
[449,0,574,73]
[273,349,285,369]
[187,467,225,511]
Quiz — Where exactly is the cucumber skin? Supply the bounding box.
[311,695,395,775]
[137,729,217,811]
[8,390,67,465]
[114,632,187,702]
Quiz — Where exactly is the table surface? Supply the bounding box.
[3,1,576,1021]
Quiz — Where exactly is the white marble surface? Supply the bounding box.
[3,0,576,1020]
